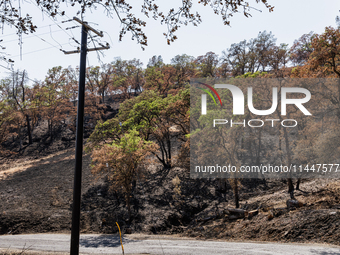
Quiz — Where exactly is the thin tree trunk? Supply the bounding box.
[256,129,262,165]
[233,178,239,208]
[283,124,294,198]
[276,82,294,198]
[49,120,53,141]
[26,114,32,145]
[296,178,301,190]
[18,124,22,151]
[126,194,131,221]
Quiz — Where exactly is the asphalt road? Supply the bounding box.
[0,234,340,255]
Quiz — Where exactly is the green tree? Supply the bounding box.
[111,58,143,99]
[223,40,254,76]
[171,54,196,88]
[144,65,177,96]
[222,31,279,77]
[147,55,164,68]
[88,89,190,170]
[90,129,158,219]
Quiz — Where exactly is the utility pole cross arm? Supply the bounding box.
[73,17,104,37]
[87,45,110,52]
[62,49,80,55]
[62,45,110,55]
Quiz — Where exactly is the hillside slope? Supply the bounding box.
[1,147,340,245]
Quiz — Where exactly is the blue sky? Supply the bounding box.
[0,0,339,83]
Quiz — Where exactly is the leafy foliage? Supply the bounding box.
[91,129,158,218]
[88,89,190,170]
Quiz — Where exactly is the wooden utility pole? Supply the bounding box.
[64,17,109,255]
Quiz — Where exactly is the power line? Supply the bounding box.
[68,38,80,49]
[28,0,80,45]
[62,13,81,41]
[2,30,73,61]
[103,31,114,47]
[1,30,64,44]
[88,32,105,67]
[49,25,64,50]
[33,32,65,51]
[0,64,12,71]
[0,23,63,38]
[0,65,39,83]
[11,43,69,58]
[4,29,71,59]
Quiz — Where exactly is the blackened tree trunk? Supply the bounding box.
[26,114,32,144]
[233,178,240,208]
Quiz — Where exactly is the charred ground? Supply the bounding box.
[1,143,340,245]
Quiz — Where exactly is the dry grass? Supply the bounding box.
[0,149,75,180]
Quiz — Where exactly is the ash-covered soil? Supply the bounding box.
[1,146,340,245]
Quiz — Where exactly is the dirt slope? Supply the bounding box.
[1,148,340,246]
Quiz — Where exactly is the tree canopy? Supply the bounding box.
[0,0,273,55]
